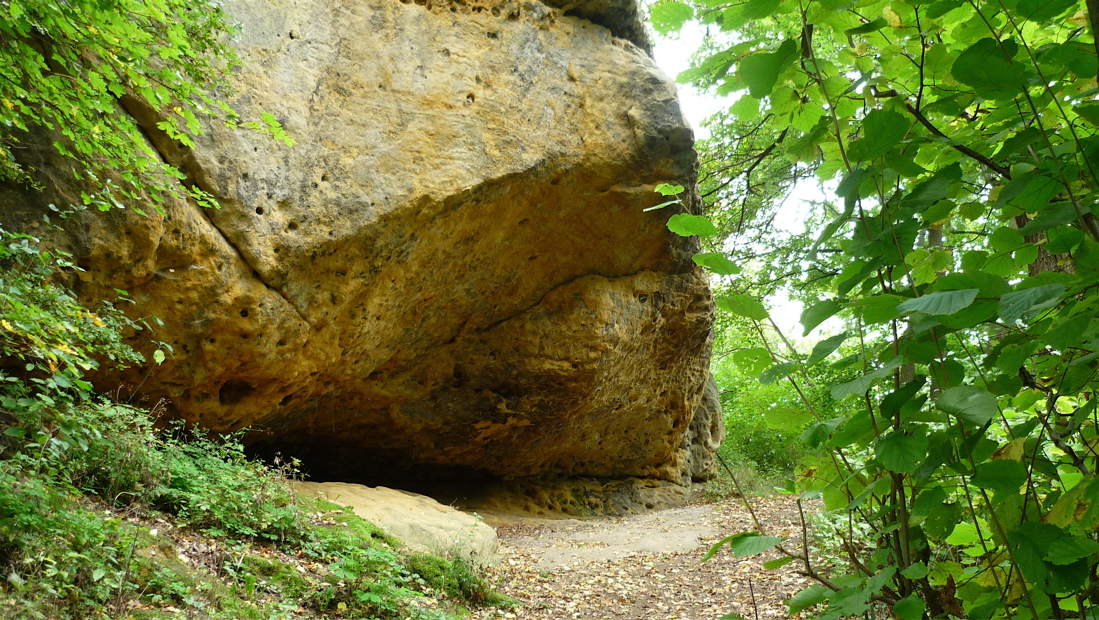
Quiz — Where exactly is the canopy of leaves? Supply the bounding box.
[652,0,1099,616]
[0,0,239,212]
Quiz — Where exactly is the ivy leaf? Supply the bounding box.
[666,213,718,237]
[998,284,1065,324]
[692,252,741,275]
[848,110,909,162]
[739,39,798,99]
[951,38,1029,100]
[897,289,979,316]
[717,294,769,320]
[936,386,997,426]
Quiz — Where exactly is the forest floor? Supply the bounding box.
[471,492,821,620]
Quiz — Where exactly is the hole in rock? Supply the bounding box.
[218,380,255,405]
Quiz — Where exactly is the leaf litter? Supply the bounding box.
[473,492,820,620]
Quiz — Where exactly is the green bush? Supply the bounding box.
[154,428,305,541]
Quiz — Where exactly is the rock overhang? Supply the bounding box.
[0,0,721,509]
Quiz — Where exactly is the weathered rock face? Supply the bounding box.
[686,375,724,482]
[1,0,716,501]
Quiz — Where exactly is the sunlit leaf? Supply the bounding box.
[692,252,741,275]
[897,289,978,316]
[717,294,769,320]
[936,386,997,426]
[666,213,718,237]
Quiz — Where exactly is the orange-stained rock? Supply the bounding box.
[0,0,719,507]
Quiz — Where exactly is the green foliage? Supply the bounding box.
[0,0,293,215]
[0,227,490,618]
[653,0,1099,616]
[0,0,231,210]
[155,427,305,541]
[404,553,511,607]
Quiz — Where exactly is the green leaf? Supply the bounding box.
[971,459,1027,499]
[739,39,798,99]
[763,406,815,431]
[1075,103,1099,127]
[998,284,1065,324]
[1007,522,1062,590]
[857,294,904,324]
[951,38,1029,99]
[876,430,929,474]
[1015,0,1075,22]
[732,347,772,375]
[897,289,979,316]
[153,349,166,365]
[936,386,997,426]
[693,252,741,275]
[704,532,783,560]
[848,110,909,162]
[655,183,685,196]
[901,563,928,579]
[666,213,718,237]
[1045,536,1099,566]
[893,596,926,620]
[730,95,760,120]
[831,357,904,399]
[945,521,981,546]
[759,361,795,384]
[786,585,829,615]
[801,299,841,335]
[729,534,783,556]
[763,556,795,570]
[845,17,887,36]
[649,1,693,34]
[717,294,769,320]
[723,0,783,29]
[806,332,847,365]
[998,173,1062,213]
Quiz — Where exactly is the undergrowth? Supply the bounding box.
[0,227,503,619]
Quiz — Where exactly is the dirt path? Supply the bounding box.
[473,494,818,620]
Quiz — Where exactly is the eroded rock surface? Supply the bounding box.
[1,0,716,506]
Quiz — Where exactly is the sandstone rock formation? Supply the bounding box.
[1,0,719,510]
[295,482,499,567]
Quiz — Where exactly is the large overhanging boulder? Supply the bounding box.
[1,0,718,510]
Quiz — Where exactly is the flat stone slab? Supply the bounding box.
[295,481,498,567]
